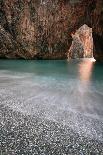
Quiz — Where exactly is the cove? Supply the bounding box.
[0,58,103,154]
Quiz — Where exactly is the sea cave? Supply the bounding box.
[0,0,103,154]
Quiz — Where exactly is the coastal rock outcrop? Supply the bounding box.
[68,24,93,59]
[0,0,103,60]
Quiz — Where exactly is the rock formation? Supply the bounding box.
[92,0,103,62]
[0,0,103,60]
[68,24,93,59]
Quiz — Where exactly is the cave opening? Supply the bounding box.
[68,24,95,60]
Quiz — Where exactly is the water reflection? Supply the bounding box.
[78,58,95,84]
[77,58,95,113]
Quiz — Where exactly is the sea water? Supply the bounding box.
[0,58,103,141]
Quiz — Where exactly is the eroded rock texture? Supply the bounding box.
[92,0,103,62]
[0,0,103,60]
[68,24,93,59]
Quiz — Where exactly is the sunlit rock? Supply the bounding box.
[68,24,93,60]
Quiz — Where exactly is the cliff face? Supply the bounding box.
[92,0,103,62]
[0,0,103,60]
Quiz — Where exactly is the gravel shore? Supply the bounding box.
[0,104,103,155]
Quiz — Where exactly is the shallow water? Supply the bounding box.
[0,58,103,142]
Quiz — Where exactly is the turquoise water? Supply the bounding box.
[0,58,103,141]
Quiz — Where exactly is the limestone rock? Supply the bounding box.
[68,24,93,59]
[0,0,102,60]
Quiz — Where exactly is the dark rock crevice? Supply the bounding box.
[93,33,103,62]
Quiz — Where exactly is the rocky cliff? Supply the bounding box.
[0,0,103,60]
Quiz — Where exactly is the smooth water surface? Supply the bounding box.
[0,58,103,141]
